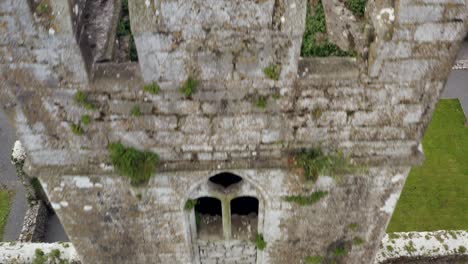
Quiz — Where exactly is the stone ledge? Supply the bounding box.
[376,230,468,263]
[0,242,80,263]
[298,57,359,81]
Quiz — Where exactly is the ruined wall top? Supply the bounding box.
[0,0,467,176]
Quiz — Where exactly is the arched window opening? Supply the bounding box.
[194,197,223,240]
[230,197,258,240]
[209,173,243,188]
[76,0,139,75]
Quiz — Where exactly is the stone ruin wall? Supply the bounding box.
[0,0,467,263]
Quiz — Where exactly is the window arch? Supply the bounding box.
[209,172,243,188]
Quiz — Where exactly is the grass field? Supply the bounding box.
[0,190,12,240]
[387,99,468,232]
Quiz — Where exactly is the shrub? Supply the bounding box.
[263,64,281,81]
[180,77,198,98]
[386,245,394,252]
[254,96,268,109]
[81,115,91,125]
[255,233,267,250]
[284,191,328,206]
[295,148,363,182]
[74,91,96,110]
[144,82,160,95]
[131,105,142,116]
[71,123,84,135]
[305,256,324,264]
[108,142,159,186]
[301,2,353,57]
[184,199,198,210]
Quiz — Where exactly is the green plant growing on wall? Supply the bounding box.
[144,82,160,95]
[353,237,365,245]
[348,223,359,231]
[458,246,467,254]
[334,246,348,257]
[295,148,363,182]
[131,105,142,116]
[129,37,138,62]
[255,233,267,250]
[263,64,281,81]
[254,96,268,109]
[74,91,96,110]
[35,2,50,16]
[312,107,323,120]
[180,77,199,98]
[81,115,91,126]
[284,191,328,206]
[71,123,84,135]
[184,199,198,210]
[345,0,367,18]
[108,142,159,186]
[32,249,47,264]
[305,256,324,264]
[301,1,353,57]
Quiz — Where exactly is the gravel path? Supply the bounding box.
[443,41,468,120]
[0,109,27,241]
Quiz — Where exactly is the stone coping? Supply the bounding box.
[0,242,80,263]
[375,230,468,263]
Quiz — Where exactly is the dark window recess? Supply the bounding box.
[209,173,243,188]
[230,196,259,240]
[115,0,138,62]
[195,197,223,240]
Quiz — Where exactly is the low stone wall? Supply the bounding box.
[198,240,257,264]
[18,201,48,242]
[0,242,80,264]
[375,231,468,263]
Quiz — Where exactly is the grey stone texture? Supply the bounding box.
[18,201,48,242]
[0,0,467,263]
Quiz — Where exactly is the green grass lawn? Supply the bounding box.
[0,190,12,240]
[387,99,468,232]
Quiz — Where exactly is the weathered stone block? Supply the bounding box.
[414,22,465,42]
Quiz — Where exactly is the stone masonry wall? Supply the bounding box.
[198,240,257,264]
[0,0,467,263]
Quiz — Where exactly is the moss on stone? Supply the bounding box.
[131,105,142,116]
[305,255,324,264]
[108,142,159,186]
[71,123,84,135]
[263,64,281,80]
[284,191,328,206]
[81,115,91,126]
[254,96,268,109]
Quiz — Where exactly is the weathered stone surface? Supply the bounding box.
[1,0,467,263]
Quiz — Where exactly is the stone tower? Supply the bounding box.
[0,0,467,263]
